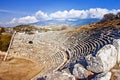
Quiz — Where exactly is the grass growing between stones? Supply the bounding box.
[110,63,120,80]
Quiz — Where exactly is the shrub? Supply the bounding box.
[0,27,5,34]
[103,13,116,21]
[116,12,120,18]
[13,24,38,32]
[0,34,12,51]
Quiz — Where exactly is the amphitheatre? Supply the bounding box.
[0,15,120,80]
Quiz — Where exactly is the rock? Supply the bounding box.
[86,45,117,73]
[36,71,75,80]
[113,39,120,63]
[72,63,93,79]
[97,45,117,72]
[85,54,103,73]
[62,68,71,74]
[92,72,111,80]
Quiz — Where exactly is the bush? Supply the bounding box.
[101,12,120,22]
[13,24,38,32]
[0,27,5,34]
[103,13,116,21]
[116,12,120,18]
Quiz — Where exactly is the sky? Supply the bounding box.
[0,0,120,27]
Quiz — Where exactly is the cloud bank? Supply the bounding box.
[1,8,120,26]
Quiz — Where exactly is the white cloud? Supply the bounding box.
[8,16,38,25]
[3,8,120,27]
[69,9,88,19]
[18,16,38,23]
[8,18,18,24]
[50,9,88,19]
[50,10,69,19]
[2,16,38,27]
[87,8,109,19]
[109,9,120,14]
[0,9,26,14]
[0,9,14,13]
[35,10,48,19]
[50,8,120,19]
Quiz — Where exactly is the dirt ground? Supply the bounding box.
[0,55,44,80]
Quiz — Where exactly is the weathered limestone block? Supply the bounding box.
[85,54,103,73]
[34,71,75,80]
[92,72,111,80]
[86,45,117,73]
[113,39,120,63]
[72,63,93,79]
[97,45,117,72]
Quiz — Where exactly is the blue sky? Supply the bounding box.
[0,0,120,27]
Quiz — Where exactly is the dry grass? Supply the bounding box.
[75,19,120,33]
[0,55,44,80]
[110,63,120,80]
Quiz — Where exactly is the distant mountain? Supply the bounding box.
[0,18,100,27]
[31,18,100,27]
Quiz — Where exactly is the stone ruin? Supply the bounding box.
[6,26,120,80]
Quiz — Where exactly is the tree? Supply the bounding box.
[0,27,5,34]
[116,12,120,18]
[103,13,116,21]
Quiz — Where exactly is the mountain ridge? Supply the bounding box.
[31,18,100,27]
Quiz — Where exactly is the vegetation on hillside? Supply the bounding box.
[13,24,69,33]
[77,12,120,31]
[0,33,12,51]
[0,27,5,34]
[13,25,38,32]
[96,12,120,28]
[101,12,120,21]
[13,24,52,33]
